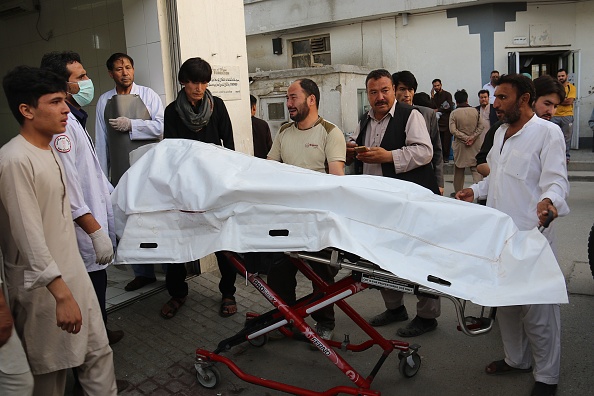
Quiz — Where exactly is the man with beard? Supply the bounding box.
[347,69,438,338]
[550,69,576,163]
[476,75,566,177]
[267,78,346,341]
[456,74,569,396]
[430,78,455,163]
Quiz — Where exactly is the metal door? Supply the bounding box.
[259,95,288,141]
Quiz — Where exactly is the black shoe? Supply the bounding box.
[368,307,409,327]
[397,316,438,337]
[124,276,156,291]
[531,382,557,396]
[107,328,124,345]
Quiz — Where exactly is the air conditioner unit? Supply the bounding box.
[0,0,39,19]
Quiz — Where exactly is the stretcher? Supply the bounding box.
[194,249,497,396]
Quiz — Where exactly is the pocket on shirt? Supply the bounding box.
[502,149,530,181]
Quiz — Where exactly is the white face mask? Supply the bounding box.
[71,79,94,107]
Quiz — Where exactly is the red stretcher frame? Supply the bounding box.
[194,249,496,395]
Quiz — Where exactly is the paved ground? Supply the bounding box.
[74,148,594,396]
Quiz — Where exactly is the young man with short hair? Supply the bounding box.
[0,65,116,396]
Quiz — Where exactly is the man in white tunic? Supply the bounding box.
[0,65,116,396]
[95,52,164,291]
[457,74,569,396]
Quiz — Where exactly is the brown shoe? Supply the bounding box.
[107,328,124,345]
[124,276,156,291]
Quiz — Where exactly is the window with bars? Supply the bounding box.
[291,36,331,68]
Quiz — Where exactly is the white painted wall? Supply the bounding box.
[176,0,252,154]
[394,11,482,105]
[245,2,594,142]
[122,0,167,106]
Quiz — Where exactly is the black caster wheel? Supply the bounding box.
[196,365,221,389]
[399,352,422,378]
[588,225,594,276]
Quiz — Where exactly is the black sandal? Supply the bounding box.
[160,296,187,319]
[219,296,237,318]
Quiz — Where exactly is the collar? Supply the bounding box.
[67,102,88,129]
[114,82,138,95]
[296,116,323,130]
[369,100,397,122]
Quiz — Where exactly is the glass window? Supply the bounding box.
[291,35,331,69]
[268,102,285,120]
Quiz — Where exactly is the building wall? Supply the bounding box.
[122,0,167,106]
[176,0,252,154]
[245,1,594,145]
[0,0,127,146]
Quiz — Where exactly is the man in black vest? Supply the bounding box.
[346,69,439,337]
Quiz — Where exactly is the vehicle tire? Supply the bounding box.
[196,366,220,389]
[588,224,594,277]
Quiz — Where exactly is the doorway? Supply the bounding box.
[259,95,289,140]
[508,50,581,149]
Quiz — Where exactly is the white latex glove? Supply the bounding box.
[108,117,132,132]
[89,228,114,264]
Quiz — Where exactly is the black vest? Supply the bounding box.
[355,103,440,194]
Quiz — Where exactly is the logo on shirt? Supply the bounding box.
[305,143,319,148]
[54,135,71,153]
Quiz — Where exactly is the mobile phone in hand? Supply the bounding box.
[354,146,370,153]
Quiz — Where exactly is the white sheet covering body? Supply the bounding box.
[112,139,567,307]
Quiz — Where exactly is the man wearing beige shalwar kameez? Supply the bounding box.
[449,89,485,193]
[0,66,116,396]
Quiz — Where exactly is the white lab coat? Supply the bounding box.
[52,112,115,272]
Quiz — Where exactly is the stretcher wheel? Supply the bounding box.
[248,334,268,347]
[196,366,220,389]
[399,352,421,378]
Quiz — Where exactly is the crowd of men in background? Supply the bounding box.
[0,49,576,396]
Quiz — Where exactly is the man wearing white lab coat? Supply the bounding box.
[41,52,122,345]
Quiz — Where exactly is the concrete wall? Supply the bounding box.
[176,0,252,154]
[249,65,368,138]
[245,1,594,145]
[122,0,167,106]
